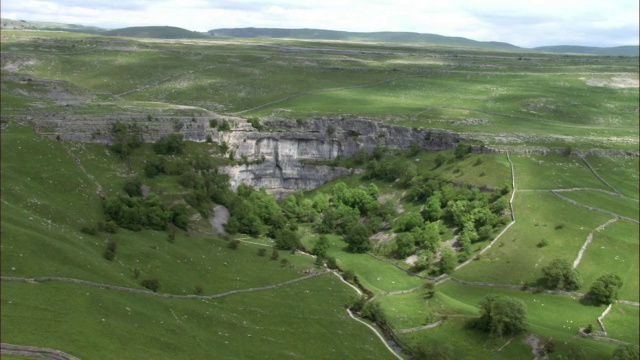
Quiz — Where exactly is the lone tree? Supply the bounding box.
[541,259,582,290]
[344,224,371,253]
[474,295,527,338]
[588,273,623,304]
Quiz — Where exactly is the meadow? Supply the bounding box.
[1,29,638,359]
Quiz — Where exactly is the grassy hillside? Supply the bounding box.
[533,45,639,57]
[1,27,638,360]
[209,27,520,51]
[103,26,210,39]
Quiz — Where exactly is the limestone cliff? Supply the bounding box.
[28,114,470,196]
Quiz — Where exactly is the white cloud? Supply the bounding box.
[1,0,638,47]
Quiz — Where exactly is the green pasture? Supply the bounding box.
[432,281,624,358]
[603,304,640,344]
[301,234,425,294]
[558,190,639,221]
[455,192,611,284]
[511,154,611,190]
[584,155,640,200]
[1,275,395,360]
[576,220,639,301]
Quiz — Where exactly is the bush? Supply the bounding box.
[141,278,160,292]
[153,133,185,155]
[103,240,117,261]
[257,248,267,257]
[80,225,98,236]
[228,239,240,250]
[194,285,204,295]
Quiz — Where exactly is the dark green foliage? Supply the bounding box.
[103,194,178,231]
[344,224,371,253]
[209,119,218,128]
[612,344,639,360]
[257,248,267,257]
[247,117,264,131]
[474,295,527,338]
[123,178,143,197]
[588,273,623,304]
[141,278,160,292]
[395,232,416,258]
[153,133,185,155]
[326,124,335,136]
[194,285,204,295]
[80,225,98,236]
[326,256,339,270]
[434,153,447,168]
[274,229,302,250]
[109,121,143,159]
[361,301,387,325]
[394,212,424,232]
[228,239,240,250]
[103,239,117,261]
[454,142,472,159]
[414,344,454,360]
[541,259,582,290]
[270,249,280,260]
[439,247,457,274]
[217,120,231,132]
[312,235,330,258]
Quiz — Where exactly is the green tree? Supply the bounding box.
[141,278,160,292]
[395,232,416,258]
[439,247,457,274]
[589,274,623,304]
[312,235,330,258]
[274,229,301,251]
[344,224,371,253]
[153,133,185,155]
[541,259,582,290]
[476,295,527,338]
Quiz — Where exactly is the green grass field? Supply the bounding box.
[1,28,638,360]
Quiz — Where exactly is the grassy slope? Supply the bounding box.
[0,124,395,359]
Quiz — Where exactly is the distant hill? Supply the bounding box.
[209,27,639,56]
[0,18,106,34]
[208,27,520,51]
[533,45,639,56]
[103,26,210,39]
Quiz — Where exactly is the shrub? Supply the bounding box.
[228,239,240,250]
[80,225,98,236]
[257,248,267,257]
[194,285,204,295]
[103,240,117,261]
[141,278,160,292]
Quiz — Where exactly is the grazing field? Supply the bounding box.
[454,191,611,285]
[577,221,639,301]
[1,28,638,360]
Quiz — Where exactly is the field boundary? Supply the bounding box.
[552,192,639,224]
[1,342,81,360]
[572,218,618,268]
[0,273,327,299]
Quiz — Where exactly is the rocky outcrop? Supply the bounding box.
[24,114,463,196]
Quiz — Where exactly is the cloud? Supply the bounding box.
[1,0,638,47]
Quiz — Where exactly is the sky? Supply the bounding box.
[2,0,639,48]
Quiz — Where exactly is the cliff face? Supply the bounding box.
[30,114,467,196]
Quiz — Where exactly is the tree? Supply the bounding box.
[454,142,472,159]
[153,133,185,155]
[395,232,416,258]
[612,344,639,360]
[541,259,582,290]
[344,224,371,253]
[141,278,160,292]
[438,247,457,274]
[274,229,301,251]
[312,235,330,258]
[475,295,527,338]
[589,273,623,304]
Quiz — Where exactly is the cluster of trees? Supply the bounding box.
[541,259,624,304]
[103,178,189,231]
[109,121,143,159]
[471,295,528,338]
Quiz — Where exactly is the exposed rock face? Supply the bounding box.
[28,114,469,196]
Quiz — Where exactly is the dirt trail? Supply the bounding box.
[523,335,549,360]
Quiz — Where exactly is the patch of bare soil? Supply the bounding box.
[523,334,549,360]
[405,254,418,266]
[582,75,639,88]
